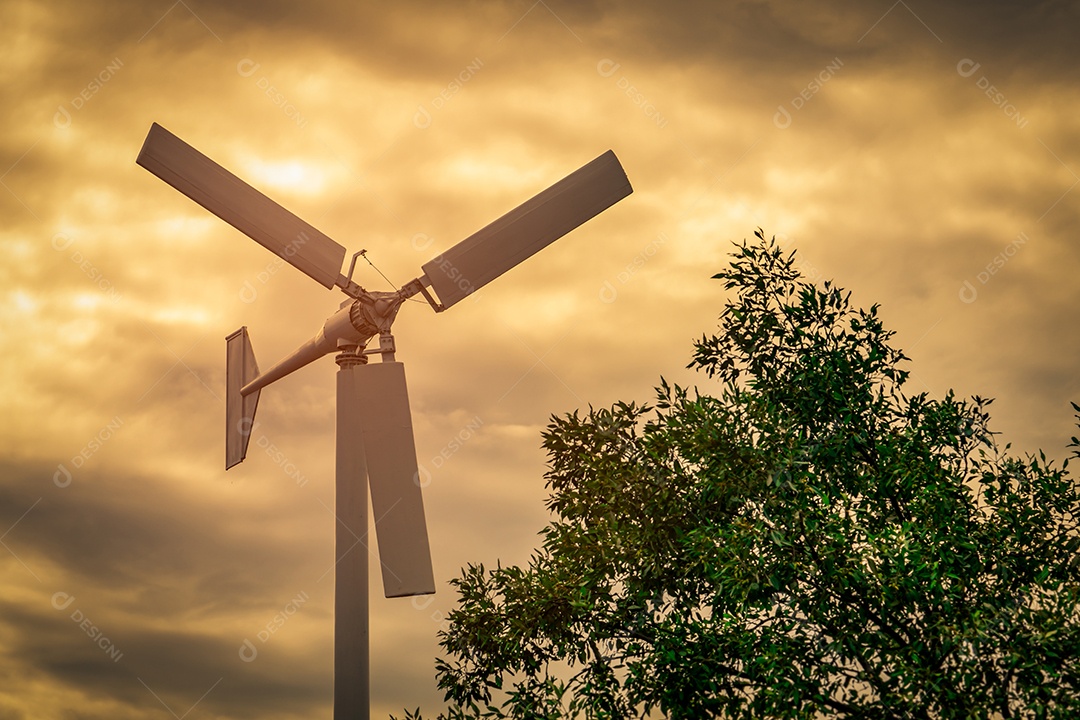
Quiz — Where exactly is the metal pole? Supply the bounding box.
[335,349,369,720]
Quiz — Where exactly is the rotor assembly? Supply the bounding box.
[137,121,632,719]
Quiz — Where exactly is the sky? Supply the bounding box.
[1,0,1078,717]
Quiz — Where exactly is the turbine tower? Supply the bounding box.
[136,122,632,718]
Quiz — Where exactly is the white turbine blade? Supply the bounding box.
[421,150,632,308]
[353,361,435,598]
[225,327,260,469]
[136,122,347,289]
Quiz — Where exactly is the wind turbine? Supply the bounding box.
[136,122,632,718]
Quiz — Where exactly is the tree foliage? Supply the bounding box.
[401,232,1080,719]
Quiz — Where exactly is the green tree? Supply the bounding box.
[404,232,1080,719]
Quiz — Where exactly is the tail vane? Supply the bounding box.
[226,327,260,469]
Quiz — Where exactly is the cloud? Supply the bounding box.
[1,0,1078,716]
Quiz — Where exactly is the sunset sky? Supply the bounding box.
[2,1,1078,717]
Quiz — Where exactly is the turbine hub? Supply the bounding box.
[349,289,405,340]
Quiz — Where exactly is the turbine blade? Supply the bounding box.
[421,150,632,308]
[353,361,435,598]
[136,122,346,289]
[226,327,260,469]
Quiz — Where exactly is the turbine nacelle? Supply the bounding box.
[233,287,407,405]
